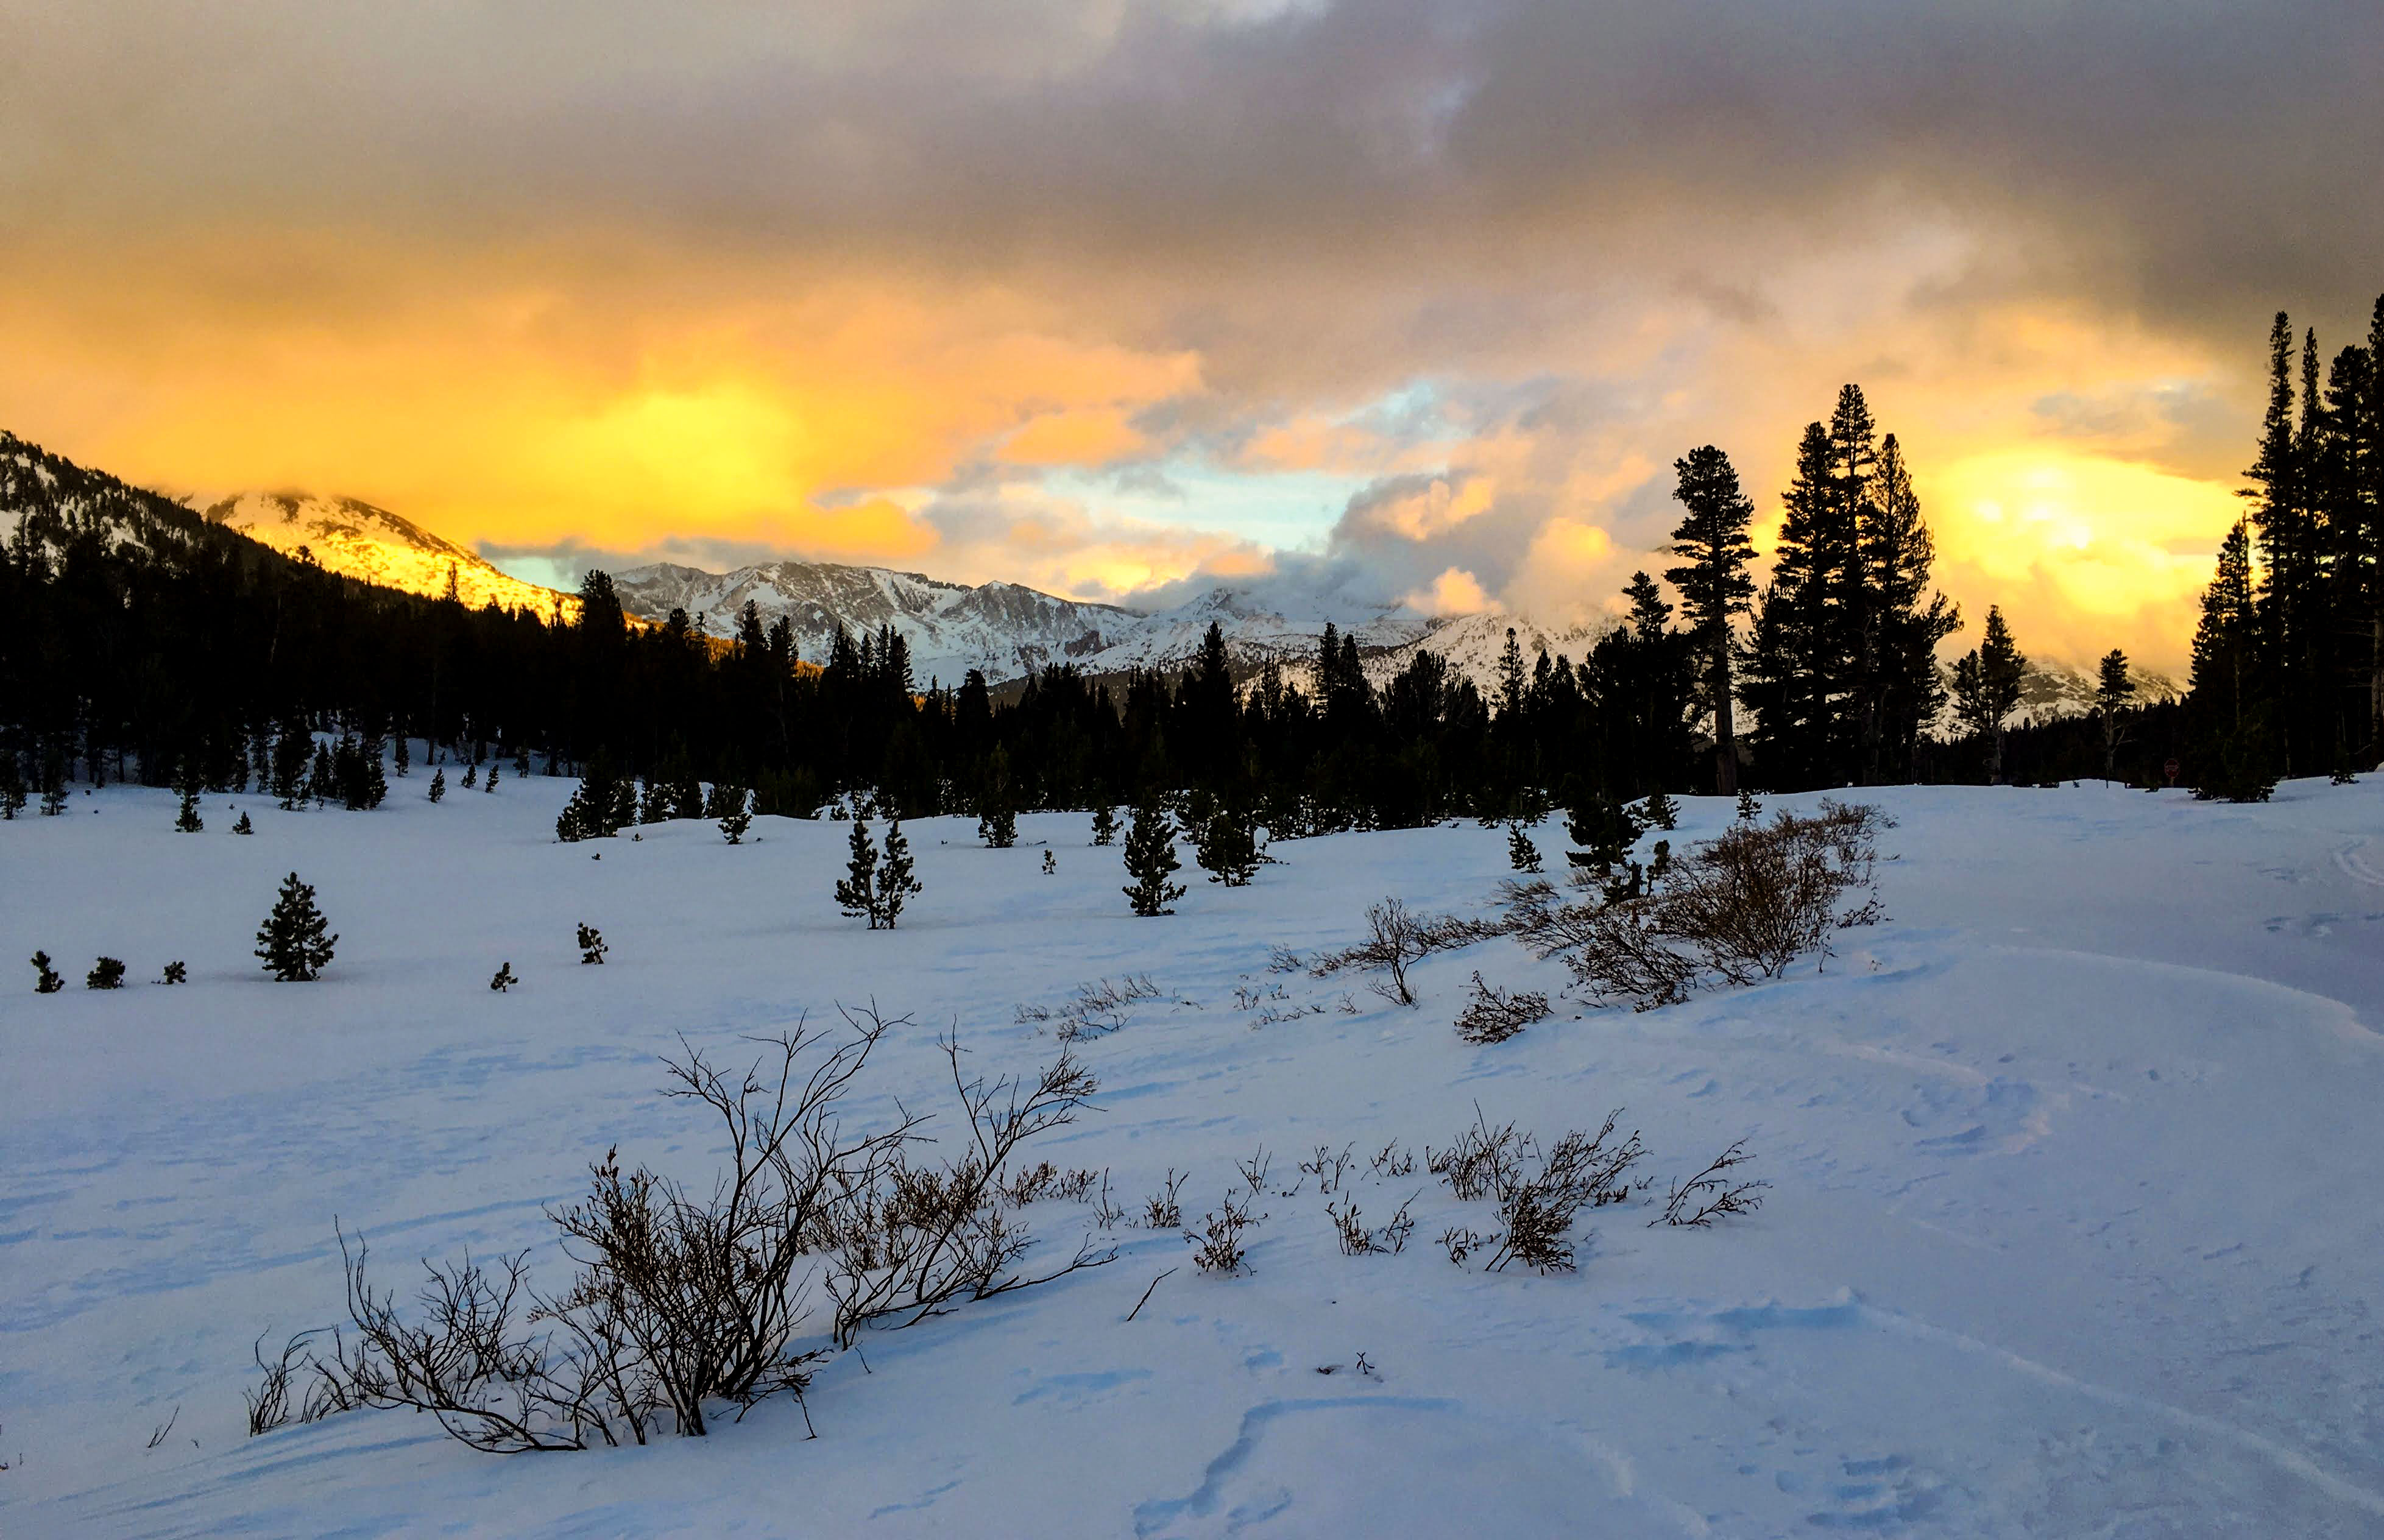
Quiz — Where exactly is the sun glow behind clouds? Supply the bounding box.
[1923,449,2241,663]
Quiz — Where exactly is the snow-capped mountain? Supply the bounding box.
[202,492,576,621]
[2,430,222,565]
[609,559,1445,688]
[2017,659,2184,719]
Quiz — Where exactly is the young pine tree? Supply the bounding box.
[718,787,752,844]
[877,819,923,928]
[2094,648,2135,781]
[428,768,447,804]
[1122,805,1187,916]
[31,951,64,993]
[255,872,337,981]
[1640,789,1680,831]
[1951,605,2027,783]
[1194,804,1261,887]
[1090,803,1119,846]
[233,810,255,835]
[1563,796,1641,881]
[489,962,517,992]
[1507,823,1543,874]
[1665,445,1758,795]
[977,752,1018,849]
[483,763,499,794]
[835,816,880,925]
[576,924,607,964]
[174,762,205,833]
[86,956,126,990]
[1735,788,1761,822]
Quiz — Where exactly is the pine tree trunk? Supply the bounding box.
[1711,638,1738,797]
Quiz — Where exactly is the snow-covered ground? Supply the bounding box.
[4,774,2383,1536]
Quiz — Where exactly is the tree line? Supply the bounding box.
[9,305,2369,830]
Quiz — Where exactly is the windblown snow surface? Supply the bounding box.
[4,776,2382,1537]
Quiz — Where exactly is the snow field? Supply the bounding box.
[4,774,2383,1536]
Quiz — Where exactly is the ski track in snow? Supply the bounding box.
[4,775,2384,1536]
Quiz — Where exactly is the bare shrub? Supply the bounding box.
[1186,1190,1263,1275]
[1453,972,1551,1044]
[1431,1109,1644,1275]
[1298,1143,1356,1195]
[1236,1145,1273,1195]
[1141,1168,1187,1229]
[1368,1142,1415,1179]
[1438,1225,1488,1265]
[1427,1108,1530,1201]
[1329,1193,1417,1256]
[1091,1171,1127,1230]
[249,1006,1112,1452]
[1309,897,1502,1006]
[1503,802,1889,1011]
[825,1033,1114,1346]
[1653,1141,1769,1228]
[1016,973,1175,1041]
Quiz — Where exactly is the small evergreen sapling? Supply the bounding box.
[256,872,337,981]
[160,961,188,985]
[87,956,127,990]
[41,771,69,817]
[1,769,25,819]
[483,763,499,794]
[1640,790,1680,831]
[1735,788,1760,822]
[31,951,65,993]
[977,791,1017,849]
[835,816,878,922]
[577,924,607,964]
[718,787,752,844]
[1563,796,1641,881]
[1122,805,1187,917]
[1194,804,1261,886]
[233,811,254,835]
[877,819,922,927]
[1090,804,1118,846]
[175,785,205,833]
[462,763,478,789]
[1042,850,1057,875]
[428,769,447,804]
[833,816,922,928]
[490,962,517,992]
[1507,824,1543,874]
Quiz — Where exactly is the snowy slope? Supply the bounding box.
[204,492,576,621]
[6,774,2384,1536]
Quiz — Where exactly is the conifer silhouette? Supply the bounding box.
[255,872,337,981]
[1122,805,1186,916]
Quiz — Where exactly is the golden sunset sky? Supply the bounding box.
[5,1,2379,670]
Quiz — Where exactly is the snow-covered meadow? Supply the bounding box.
[5,772,2383,1537]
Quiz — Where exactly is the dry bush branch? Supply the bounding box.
[1141,1169,1187,1229]
[1653,1141,1770,1228]
[1186,1190,1264,1275]
[1308,898,1504,1006]
[1454,972,1551,1044]
[826,1031,1114,1346]
[1502,803,1888,1011]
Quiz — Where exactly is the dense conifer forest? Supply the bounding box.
[3,296,2377,825]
